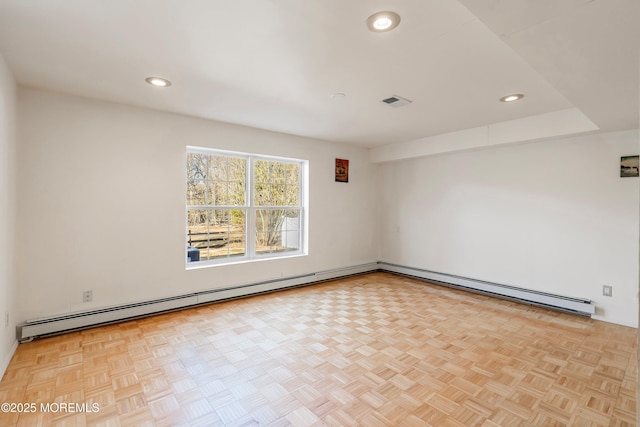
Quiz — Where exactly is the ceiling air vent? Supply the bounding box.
[381,95,412,107]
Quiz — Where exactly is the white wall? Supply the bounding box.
[378,130,639,326]
[0,53,18,374]
[16,89,378,322]
[13,87,639,330]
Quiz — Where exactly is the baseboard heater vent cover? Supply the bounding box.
[16,262,593,342]
[16,263,378,342]
[378,262,595,316]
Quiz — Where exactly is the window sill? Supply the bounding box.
[185,252,307,270]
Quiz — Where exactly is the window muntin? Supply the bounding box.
[186,148,305,265]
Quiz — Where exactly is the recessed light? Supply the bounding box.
[500,93,524,102]
[366,11,401,32]
[145,77,172,87]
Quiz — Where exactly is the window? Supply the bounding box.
[186,147,307,266]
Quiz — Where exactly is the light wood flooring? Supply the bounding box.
[0,272,637,426]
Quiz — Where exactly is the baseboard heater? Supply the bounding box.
[378,262,595,316]
[16,263,379,342]
[17,261,595,342]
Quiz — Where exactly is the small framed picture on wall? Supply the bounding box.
[620,155,639,177]
[335,158,349,183]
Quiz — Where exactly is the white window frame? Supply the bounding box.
[186,146,308,268]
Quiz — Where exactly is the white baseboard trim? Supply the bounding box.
[1,339,18,379]
[591,315,639,328]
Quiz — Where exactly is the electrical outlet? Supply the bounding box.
[602,285,612,297]
[83,290,93,303]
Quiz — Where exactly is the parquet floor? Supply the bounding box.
[0,272,637,426]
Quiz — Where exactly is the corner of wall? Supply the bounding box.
[0,340,18,380]
[0,52,19,380]
[636,54,640,427]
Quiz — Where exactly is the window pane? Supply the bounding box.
[200,155,248,207]
[228,209,246,257]
[228,181,246,206]
[187,209,246,260]
[281,210,301,251]
[254,160,270,184]
[285,186,299,206]
[254,161,299,207]
[254,183,271,206]
[208,155,228,181]
[187,153,207,205]
[285,163,300,206]
[256,209,281,253]
[255,160,286,185]
[286,163,300,186]
[210,210,246,258]
[228,157,246,181]
[272,184,285,205]
[255,209,299,254]
[208,210,230,258]
[187,209,209,259]
[187,153,207,183]
[187,182,206,205]
[272,162,286,185]
[207,181,227,205]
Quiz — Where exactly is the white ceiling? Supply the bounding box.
[0,0,637,147]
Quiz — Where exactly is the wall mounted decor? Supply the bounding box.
[620,155,639,177]
[335,158,349,182]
